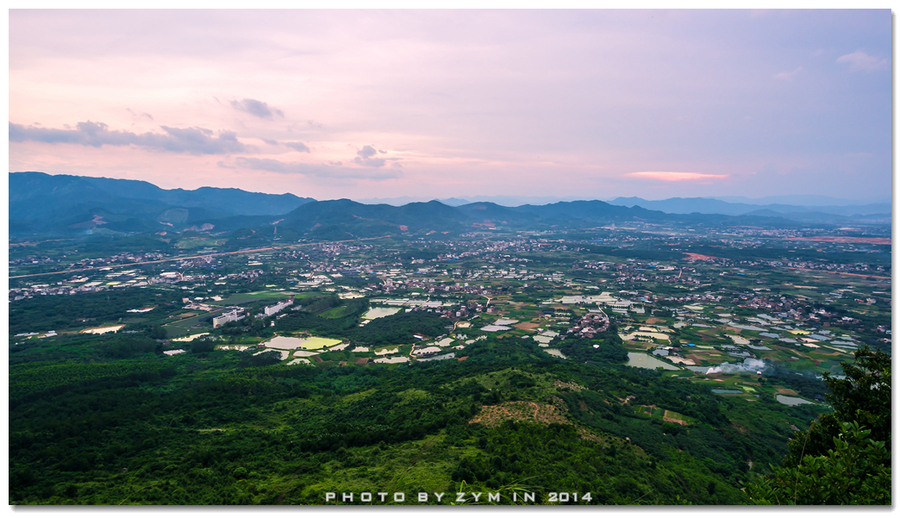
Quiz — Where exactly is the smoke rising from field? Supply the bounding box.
[706,358,768,375]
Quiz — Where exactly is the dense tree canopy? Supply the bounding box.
[746,346,891,505]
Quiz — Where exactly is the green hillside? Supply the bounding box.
[9,331,821,505]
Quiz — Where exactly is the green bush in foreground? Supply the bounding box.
[745,346,891,505]
[746,421,889,505]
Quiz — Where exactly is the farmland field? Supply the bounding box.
[261,336,309,350]
[362,307,402,319]
[261,335,343,350]
[626,352,680,371]
[300,337,343,350]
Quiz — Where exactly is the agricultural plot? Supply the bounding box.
[373,356,408,364]
[513,322,541,331]
[362,307,402,319]
[469,401,571,427]
[417,352,456,362]
[300,337,343,350]
[481,325,511,332]
[79,325,125,335]
[775,395,817,407]
[637,405,693,425]
[626,352,680,371]
[544,349,567,359]
[261,336,309,350]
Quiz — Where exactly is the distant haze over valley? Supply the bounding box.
[360,194,890,210]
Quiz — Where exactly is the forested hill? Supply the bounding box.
[9,172,314,237]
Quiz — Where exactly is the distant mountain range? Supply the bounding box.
[713,194,889,206]
[246,198,801,242]
[10,172,314,237]
[357,194,890,225]
[606,196,891,221]
[9,172,887,239]
[356,195,582,207]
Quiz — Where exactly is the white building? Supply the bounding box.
[213,309,245,328]
[264,296,295,317]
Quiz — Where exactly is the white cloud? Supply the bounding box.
[836,50,887,72]
[774,66,803,81]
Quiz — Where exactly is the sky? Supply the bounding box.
[8,9,892,203]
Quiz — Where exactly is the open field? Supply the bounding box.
[626,352,680,371]
[361,307,402,319]
[300,337,343,350]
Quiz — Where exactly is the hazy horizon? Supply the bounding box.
[10,10,891,202]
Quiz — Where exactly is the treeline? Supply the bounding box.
[10,359,175,410]
[10,334,161,365]
[275,305,449,346]
[10,288,173,335]
[350,310,449,345]
[557,331,628,364]
[765,369,827,400]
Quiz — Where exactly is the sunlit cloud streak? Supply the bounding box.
[626,171,729,182]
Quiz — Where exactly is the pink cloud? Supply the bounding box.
[7,11,890,201]
[626,171,729,182]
